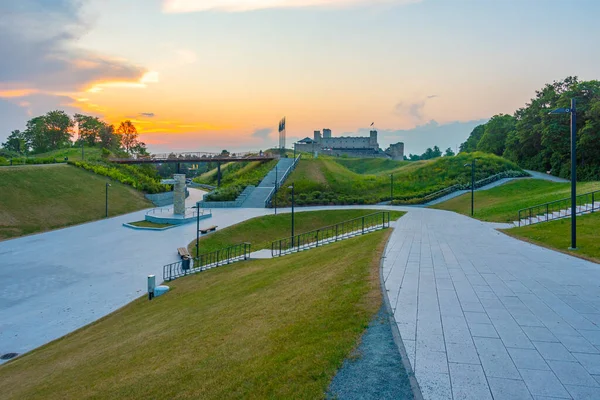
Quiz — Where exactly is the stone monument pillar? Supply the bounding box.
[173,174,186,215]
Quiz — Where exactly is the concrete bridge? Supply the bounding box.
[109,151,277,186]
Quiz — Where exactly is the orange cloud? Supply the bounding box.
[86,71,160,93]
[0,88,39,98]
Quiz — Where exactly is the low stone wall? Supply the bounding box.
[145,189,189,207]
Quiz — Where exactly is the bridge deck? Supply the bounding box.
[109,152,276,164]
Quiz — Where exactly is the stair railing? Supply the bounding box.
[517,190,599,227]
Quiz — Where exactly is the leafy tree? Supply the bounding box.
[432,145,442,158]
[22,111,73,153]
[1,130,26,153]
[116,120,140,154]
[99,123,121,150]
[477,114,515,156]
[459,125,485,153]
[444,147,455,157]
[74,114,104,146]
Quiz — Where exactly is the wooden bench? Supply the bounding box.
[177,247,191,260]
[200,225,218,235]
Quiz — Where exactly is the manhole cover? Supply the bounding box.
[0,353,18,360]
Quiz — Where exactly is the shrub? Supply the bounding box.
[68,161,170,193]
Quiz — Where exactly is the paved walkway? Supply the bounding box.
[3,202,600,400]
[383,208,600,399]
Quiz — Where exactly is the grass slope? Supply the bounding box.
[433,179,600,222]
[504,212,600,264]
[0,164,151,240]
[0,230,390,400]
[34,146,104,161]
[189,209,404,256]
[275,152,523,206]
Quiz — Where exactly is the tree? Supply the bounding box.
[444,147,455,157]
[1,130,26,153]
[116,120,139,154]
[432,145,442,158]
[74,114,103,146]
[477,114,515,156]
[459,124,486,153]
[99,123,121,150]
[22,111,73,153]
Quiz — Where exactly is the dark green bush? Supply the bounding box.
[68,161,170,193]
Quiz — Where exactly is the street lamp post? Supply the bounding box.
[81,141,84,161]
[288,183,295,241]
[293,142,296,159]
[549,98,577,250]
[390,173,394,203]
[105,182,111,218]
[274,165,278,215]
[464,160,475,216]
[193,203,201,260]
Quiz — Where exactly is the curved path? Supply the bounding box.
[2,205,600,400]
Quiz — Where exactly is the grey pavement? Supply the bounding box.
[383,208,600,399]
[242,158,296,208]
[3,201,600,400]
[524,170,570,183]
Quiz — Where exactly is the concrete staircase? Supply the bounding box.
[241,158,296,208]
[513,202,600,227]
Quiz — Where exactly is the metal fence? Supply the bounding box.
[163,242,251,281]
[517,190,599,227]
[271,211,390,257]
[419,170,528,204]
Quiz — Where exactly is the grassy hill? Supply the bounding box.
[274,152,523,206]
[34,146,105,161]
[0,224,393,399]
[0,164,151,240]
[433,179,600,222]
[188,209,405,256]
[504,211,600,264]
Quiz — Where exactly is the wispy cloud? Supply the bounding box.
[140,112,156,118]
[251,127,273,139]
[395,95,439,122]
[163,0,421,13]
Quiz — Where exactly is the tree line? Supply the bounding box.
[460,77,600,180]
[1,110,146,156]
[406,145,455,161]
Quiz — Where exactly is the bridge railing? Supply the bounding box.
[110,151,277,163]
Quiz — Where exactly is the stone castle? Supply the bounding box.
[295,129,404,160]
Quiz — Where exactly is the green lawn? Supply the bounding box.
[0,230,390,400]
[274,152,524,206]
[433,179,600,222]
[0,164,151,240]
[34,146,105,161]
[504,211,600,264]
[188,209,405,256]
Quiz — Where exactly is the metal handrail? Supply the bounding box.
[418,170,527,204]
[163,242,251,281]
[271,211,390,257]
[265,155,301,207]
[517,190,599,227]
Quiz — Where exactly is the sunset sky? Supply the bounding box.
[1,0,599,155]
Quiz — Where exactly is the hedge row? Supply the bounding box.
[68,161,170,194]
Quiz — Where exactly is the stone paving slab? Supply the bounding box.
[383,208,600,399]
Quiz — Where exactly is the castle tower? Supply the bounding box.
[369,130,378,148]
[323,128,332,139]
[313,130,322,143]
